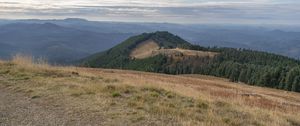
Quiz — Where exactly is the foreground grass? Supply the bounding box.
[0,56,299,126]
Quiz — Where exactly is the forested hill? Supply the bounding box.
[81,31,191,67]
[197,47,300,92]
[82,31,300,92]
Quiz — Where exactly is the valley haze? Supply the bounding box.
[1,18,300,64]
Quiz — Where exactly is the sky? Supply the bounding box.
[0,0,299,24]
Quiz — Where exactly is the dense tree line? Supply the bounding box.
[152,48,300,92]
[208,47,300,92]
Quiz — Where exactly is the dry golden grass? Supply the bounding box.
[11,54,50,70]
[130,39,218,59]
[0,55,300,126]
[153,48,218,58]
[130,39,160,59]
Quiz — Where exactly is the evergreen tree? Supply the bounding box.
[238,69,247,82]
[292,76,300,92]
[285,67,300,91]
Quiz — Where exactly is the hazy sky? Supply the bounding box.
[0,0,299,24]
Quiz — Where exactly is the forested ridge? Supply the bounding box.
[190,47,300,92]
[82,32,300,92]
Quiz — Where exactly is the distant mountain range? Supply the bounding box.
[81,31,300,92]
[1,18,300,63]
[0,22,132,63]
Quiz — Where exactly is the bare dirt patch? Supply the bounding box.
[0,88,106,126]
[130,39,218,59]
[153,48,218,58]
[130,39,160,59]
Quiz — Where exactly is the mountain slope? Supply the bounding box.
[82,32,300,93]
[82,31,192,67]
[0,43,16,59]
[0,23,132,63]
[1,57,300,125]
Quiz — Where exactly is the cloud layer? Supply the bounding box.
[0,0,299,24]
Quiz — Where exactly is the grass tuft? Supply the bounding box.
[196,100,209,109]
[31,95,41,99]
[287,118,300,126]
[12,54,50,70]
[112,92,122,97]
[104,78,119,83]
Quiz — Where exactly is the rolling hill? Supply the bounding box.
[82,31,300,93]
[82,31,192,67]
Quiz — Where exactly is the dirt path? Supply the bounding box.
[0,87,105,126]
[0,87,64,125]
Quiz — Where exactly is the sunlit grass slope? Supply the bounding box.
[0,55,299,125]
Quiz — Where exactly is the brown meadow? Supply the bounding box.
[0,55,299,126]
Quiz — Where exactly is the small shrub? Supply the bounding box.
[136,106,144,110]
[131,116,145,123]
[215,101,230,107]
[133,95,142,100]
[166,92,174,99]
[0,70,10,74]
[223,118,231,124]
[287,119,300,126]
[127,101,138,107]
[150,92,160,97]
[112,92,121,97]
[26,90,34,93]
[86,91,96,95]
[197,101,209,109]
[31,95,41,99]
[106,85,116,91]
[104,79,119,83]
[167,103,176,108]
[142,87,164,94]
[22,77,30,80]
[71,72,79,76]
[124,89,131,94]
[71,93,83,97]
[110,102,117,106]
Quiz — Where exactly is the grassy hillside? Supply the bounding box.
[82,31,191,67]
[1,55,300,125]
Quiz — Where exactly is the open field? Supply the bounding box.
[130,39,218,59]
[152,48,218,58]
[0,56,300,126]
[130,39,160,59]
